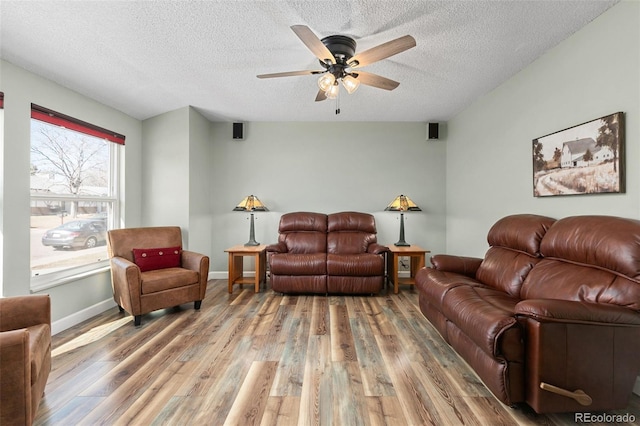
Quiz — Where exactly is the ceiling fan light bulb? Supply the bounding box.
[342,75,360,94]
[318,74,336,92]
[326,83,339,99]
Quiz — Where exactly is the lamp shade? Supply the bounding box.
[233,195,268,212]
[384,195,421,212]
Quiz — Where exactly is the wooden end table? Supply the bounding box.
[225,244,267,293]
[386,245,430,294]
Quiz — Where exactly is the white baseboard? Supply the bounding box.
[52,298,117,335]
[209,270,228,280]
[634,376,640,396]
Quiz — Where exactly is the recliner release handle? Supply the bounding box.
[539,382,593,406]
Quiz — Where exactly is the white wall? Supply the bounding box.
[0,59,143,322]
[445,1,640,256]
[187,108,213,257]
[141,108,190,230]
[139,107,213,255]
[209,121,447,274]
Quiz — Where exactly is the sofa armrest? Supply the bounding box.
[181,250,208,274]
[367,243,389,255]
[266,242,288,253]
[181,250,210,300]
[0,328,30,424]
[430,254,483,278]
[0,295,50,332]
[109,256,142,313]
[516,299,640,326]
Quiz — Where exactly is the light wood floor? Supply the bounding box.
[35,280,640,425]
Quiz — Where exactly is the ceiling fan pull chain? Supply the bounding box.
[335,88,341,115]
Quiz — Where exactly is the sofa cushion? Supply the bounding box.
[416,267,484,306]
[27,324,50,385]
[140,268,199,294]
[270,253,326,275]
[276,212,328,254]
[327,211,376,233]
[476,247,540,297]
[521,259,640,310]
[474,214,555,297]
[326,253,384,276]
[132,246,181,272]
[441,285,522,359]
[327,212,379,254]
[486,214,556,257]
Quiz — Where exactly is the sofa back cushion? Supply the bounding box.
[277,212,328,254]
[107,226,183,263]
[327,212,378,254]
[521,215,640,310]
[476,214,556,297]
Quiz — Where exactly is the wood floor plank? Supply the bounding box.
[224,361,278,426]
[270,316,308,396]
[331,361,370,426]
[34,280,640,426]
[366,395,408,426]
[299,334,332,425]
[329,303,357,362]
[260,396,300,425]
[349,306,395,397]
[376,334,441,425]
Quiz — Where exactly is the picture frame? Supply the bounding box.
[532,112,625,197]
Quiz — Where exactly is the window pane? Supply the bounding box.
[30,119,110,197]
[30,200,110,276]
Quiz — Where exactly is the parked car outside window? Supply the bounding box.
[41,219,107,250]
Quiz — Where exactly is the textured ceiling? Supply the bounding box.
[0,0,618,122]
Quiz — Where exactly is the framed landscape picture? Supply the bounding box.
[532,112,625,197]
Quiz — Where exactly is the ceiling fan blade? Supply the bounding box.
[352,71,400,91]
[257,70,323,79]
[348,35,416,68]
[291,25,336,65]
[315,89,327,102]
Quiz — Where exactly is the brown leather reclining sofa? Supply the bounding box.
[267,211,388,294]
[416,214,640,413]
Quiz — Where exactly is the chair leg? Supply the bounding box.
[194,300,202,310]
[134,315,142,326]
[118,305,124,313]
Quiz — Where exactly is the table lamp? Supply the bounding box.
[385,194,421,246]
[233,195,268,246]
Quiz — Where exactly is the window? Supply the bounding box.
[30,104,124,289]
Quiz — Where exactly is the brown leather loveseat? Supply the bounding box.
[267,211,388,294]
[416,214,640,413]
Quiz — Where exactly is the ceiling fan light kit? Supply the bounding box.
[257,25,416,114]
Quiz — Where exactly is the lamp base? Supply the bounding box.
[245,213,260,246]
[394,241,410,247]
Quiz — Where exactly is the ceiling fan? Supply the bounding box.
[257,25,416,107]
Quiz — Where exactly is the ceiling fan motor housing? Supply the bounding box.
[321,35,357,64]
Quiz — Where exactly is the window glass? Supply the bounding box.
[30,113,121,283]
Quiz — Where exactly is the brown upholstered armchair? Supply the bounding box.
[107,226,209,326]
[0,295,51,426]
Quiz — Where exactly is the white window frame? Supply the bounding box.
[30,128,122,292]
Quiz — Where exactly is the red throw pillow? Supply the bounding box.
[132,246,181,272]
